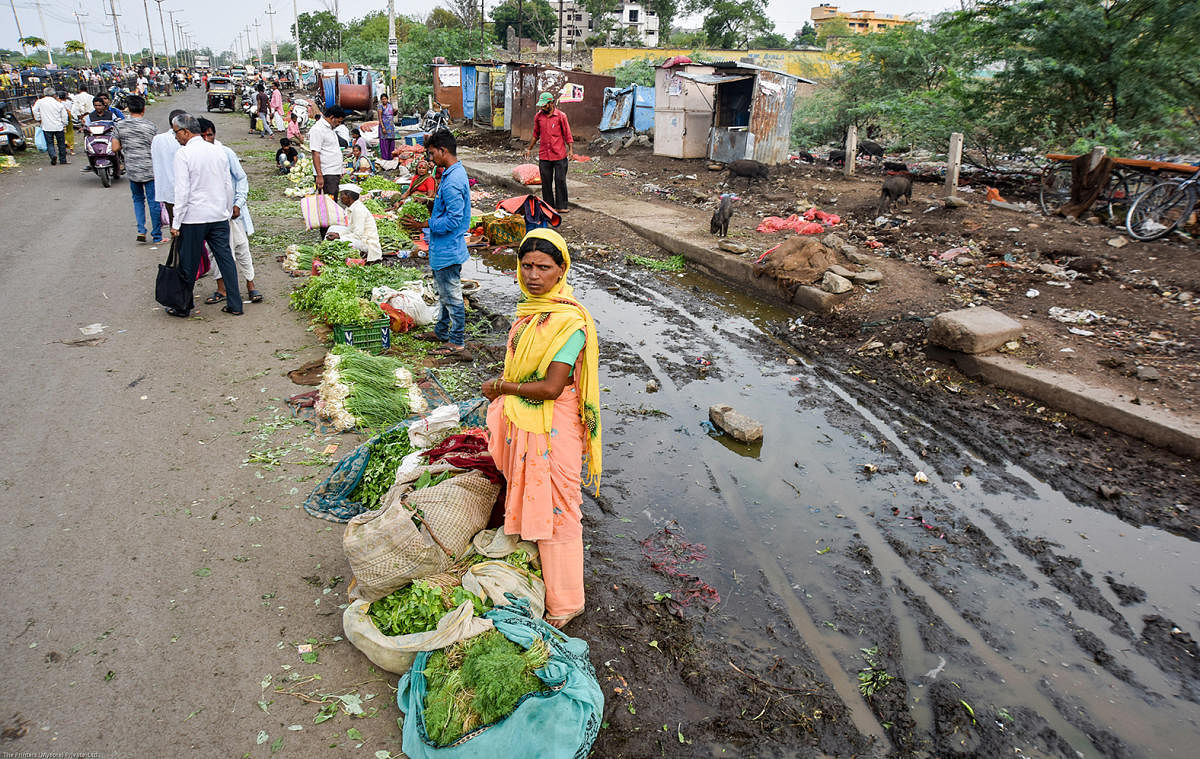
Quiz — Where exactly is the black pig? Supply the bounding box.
[794,150,816,163]
[858,140,884,160]
[710,194,734,236]
[877,174,913,215]
[727,159,769,182]
[828,149,846,166]
[883,161,908,173]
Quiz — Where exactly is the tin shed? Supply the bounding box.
[432,64,466,119]
[511,66,616,143]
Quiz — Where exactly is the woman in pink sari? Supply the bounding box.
[483,228,602,628]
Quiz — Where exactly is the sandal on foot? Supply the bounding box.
[249,290,263,303]
[165,307,189,318]
[136,233,147,242]
[545,608,584,629]
[204,292,226,304]
[221,306,244,316]
[430,345,472,361]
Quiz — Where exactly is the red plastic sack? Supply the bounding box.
[512,163,542,185]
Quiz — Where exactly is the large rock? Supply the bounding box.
[928,307,1023,354]
[820,271,854,294]
[709,404,764,443]
[852,269,884,285]
[718,239,749,254]
[826,264,858,278]
[846,251,875,266]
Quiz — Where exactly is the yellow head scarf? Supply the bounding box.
[502,228,602,491]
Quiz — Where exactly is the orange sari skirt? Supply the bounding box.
[487,385,585,617]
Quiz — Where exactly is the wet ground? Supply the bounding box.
[464,203,1200,757]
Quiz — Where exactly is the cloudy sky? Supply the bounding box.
[7,1,961,57]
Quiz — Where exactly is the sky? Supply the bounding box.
[5,1,961,58]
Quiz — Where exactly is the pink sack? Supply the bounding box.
[300,194,349,231]
[512,163,542,185]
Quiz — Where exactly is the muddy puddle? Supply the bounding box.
[464,250,1199,757]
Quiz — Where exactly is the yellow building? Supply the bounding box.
[810,4,914,34]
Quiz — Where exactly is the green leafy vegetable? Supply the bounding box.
[368,580,490,637]
[626,254,685,272]
[400,200,432,223]
[422,631,549,746]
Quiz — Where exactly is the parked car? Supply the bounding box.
[206,76,237,112]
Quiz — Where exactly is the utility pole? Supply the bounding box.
[74,10,93,64]
[557,0,562,67]
[387,0,395,101]
[517,0,523,55]
[253,18,263,66]
[153,0,172,68]
[107,0,127,69]
[142,0,157,68]
[292,0,301,73]
[8,0,25,53]
[265,3,278,68]
[480,0,484,58]
[33,1,53,65]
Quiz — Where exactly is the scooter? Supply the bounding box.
[0,102,27,155]
[108,86,131,111]
[83,120,120,187]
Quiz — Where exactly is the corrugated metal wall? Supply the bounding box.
[511,66,616,143]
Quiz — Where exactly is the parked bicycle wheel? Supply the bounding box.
[1125,180,1196,241]
[1038,164,1072,215]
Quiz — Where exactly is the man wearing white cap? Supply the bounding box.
[326,184,383,263]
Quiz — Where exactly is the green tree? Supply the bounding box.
[64,40,86,55]
[395,25,477,111]
[292,11,341,59]
[491,0,557,45]
[691,0,772,48]
[791,22,817,48]
[427,7,463,29]
[666,29,708,47]
[749,31,788,48]
[814,17,850,48]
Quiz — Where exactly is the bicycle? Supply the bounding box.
[1037,162,1154,220]
[1125,167,1200,241]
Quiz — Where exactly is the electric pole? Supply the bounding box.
[74,10,93,64]
[33,1,53,64]
[480,0,484,58]
[557,0,562,67]
[142,0,157,68]
[387,0,396,101]
[253,18,263,66]
[153,0,172,68]
[517,0,523,55]
[8,0,25,53]
[292,0,301,73]
[107,0,127,68]
[265,4,278,68]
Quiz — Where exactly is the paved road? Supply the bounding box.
[0,90,387,757]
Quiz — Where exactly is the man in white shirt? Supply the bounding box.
[326,184,382,262]
[71,85,94,125]
[168,113,243,317]
[309,105,346,201]
[151,109,186,219]
[32,87,69,165]
[197,117,262,305]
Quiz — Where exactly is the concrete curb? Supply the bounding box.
[947,352,1200,458]
[462,159,847,312]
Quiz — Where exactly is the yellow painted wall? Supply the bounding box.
[590,47,845,81]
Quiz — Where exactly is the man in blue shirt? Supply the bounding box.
[406,130,471,360]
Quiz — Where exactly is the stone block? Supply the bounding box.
[709,404,764,443]
[820,271,853,294]
[928,307,1023,354]
[852,269,884,285]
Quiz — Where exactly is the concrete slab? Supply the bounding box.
[462,158,845,312]
[948,353,1200,458]
[928,307,1023,354]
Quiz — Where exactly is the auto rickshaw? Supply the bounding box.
[206,76,236,112]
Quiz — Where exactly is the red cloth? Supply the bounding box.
[533,109,573,161]
[409,176,436,195]
[425,432,503,484]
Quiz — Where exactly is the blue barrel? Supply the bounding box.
[322,77,336,110]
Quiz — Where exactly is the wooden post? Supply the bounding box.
[843,125,857,177]
[1087,145,1107,170]
[945,132,964,197]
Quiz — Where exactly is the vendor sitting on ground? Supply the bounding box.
[397,159,437,203]
[325,183,383,263]
[345,144,374,176]
[276,137,299,173]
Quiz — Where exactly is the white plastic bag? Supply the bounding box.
[272,112,285,131]
[408,404,461,449]
[386,281,441,326]
[343,599,492,674]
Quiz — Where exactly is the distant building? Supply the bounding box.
[810,4,914,34]
[552,1,661,51]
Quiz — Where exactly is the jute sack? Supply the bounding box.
[462,561,547,620]
[343,599,493,675]
[344,462,500,602]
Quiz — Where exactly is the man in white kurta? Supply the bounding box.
[327,184,383,262]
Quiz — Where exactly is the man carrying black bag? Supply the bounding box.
[163,113,243,317]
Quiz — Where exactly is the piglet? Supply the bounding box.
[727,159,769,182]
[710,194,734,236]
[877,174,913,216]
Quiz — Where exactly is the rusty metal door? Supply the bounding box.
[747,70,797,165]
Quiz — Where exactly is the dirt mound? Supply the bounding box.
[754,237,838,292]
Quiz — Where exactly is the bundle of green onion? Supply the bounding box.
[330,345,413,428]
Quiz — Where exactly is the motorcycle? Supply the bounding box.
[0,102,27,155]
[107,86,131,111]
[83,120,120,187]
[420,108,451,136]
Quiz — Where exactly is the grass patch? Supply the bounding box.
[247,187,267,202]
[257,200,299,218]
[626,254,685,272]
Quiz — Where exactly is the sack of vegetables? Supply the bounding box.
[397,598,603,758]
[343,575,494,675]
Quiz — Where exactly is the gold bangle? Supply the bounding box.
[517,382,523,395]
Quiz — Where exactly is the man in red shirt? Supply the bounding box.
[524,91,575,214]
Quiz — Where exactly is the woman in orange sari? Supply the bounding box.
[483,228,602,628]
